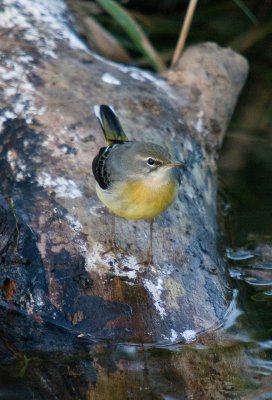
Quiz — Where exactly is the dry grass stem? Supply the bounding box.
[171,0,198,66]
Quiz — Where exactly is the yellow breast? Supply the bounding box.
[96,178,178,220]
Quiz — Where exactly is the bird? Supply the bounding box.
[92,104,183,265]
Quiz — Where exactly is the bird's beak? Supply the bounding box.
[167,162,184,168]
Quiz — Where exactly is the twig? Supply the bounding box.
[171,0,198,66]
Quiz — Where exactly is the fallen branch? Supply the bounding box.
[0,0,248,347]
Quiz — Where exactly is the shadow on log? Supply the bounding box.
[0,0,248,349]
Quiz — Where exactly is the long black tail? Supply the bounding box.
[94,104,128,144]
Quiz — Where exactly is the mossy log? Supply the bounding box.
[0,0,248,348]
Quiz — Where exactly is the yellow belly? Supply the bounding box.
[96,179,178,220]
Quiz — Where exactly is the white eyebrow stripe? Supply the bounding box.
[134,154,165,164]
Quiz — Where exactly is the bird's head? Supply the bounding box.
[111,142,183,185]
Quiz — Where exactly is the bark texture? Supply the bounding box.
[0,0,248,347]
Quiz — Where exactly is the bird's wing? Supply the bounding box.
[92,146,111,189]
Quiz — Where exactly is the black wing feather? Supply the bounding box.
[92,146,112,189]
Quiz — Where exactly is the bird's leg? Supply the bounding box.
[110,213,117,249]
[147,218,154,264]
[141,218,154,266]
[102,214,123,255]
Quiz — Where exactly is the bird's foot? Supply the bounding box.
[138,251,154,267]
[102,239,124,256]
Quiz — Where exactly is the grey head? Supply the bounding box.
[106,141,182,184]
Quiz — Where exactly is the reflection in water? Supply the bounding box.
[1,246,272,400]
[225,243,272,399]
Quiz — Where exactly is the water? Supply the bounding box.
[216,122,272,398]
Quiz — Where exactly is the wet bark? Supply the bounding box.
[0,0,248,351]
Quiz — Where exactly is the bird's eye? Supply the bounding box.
[147,158,155,165]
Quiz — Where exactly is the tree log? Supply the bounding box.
[0,0,248,347]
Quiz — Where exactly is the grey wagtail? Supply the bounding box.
[92,105,183,264]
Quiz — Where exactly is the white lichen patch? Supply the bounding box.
[1,0,88,57]
[128,71,146,82]
[85,242,141,282]
[89,205,105,217]
[101,73,121,85]
[7,150,17,169]
[170,329,178,342]
[184,182,196,200]
[191,163,205,190]
[183,138,193,153]
[66,214,83,233]
[7,149,30,182]
[92,53,181,102]
[37,172,82,198]
[85,243,170,317]
[160,263,175,277]
[181,329,196,343]
[24,289,35,315]
[129,69,179,102]
[0,0,88,128]
[0,55,46,128]
[34,290,45,308]
[195,110,204,133]
[143,277,166,319]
